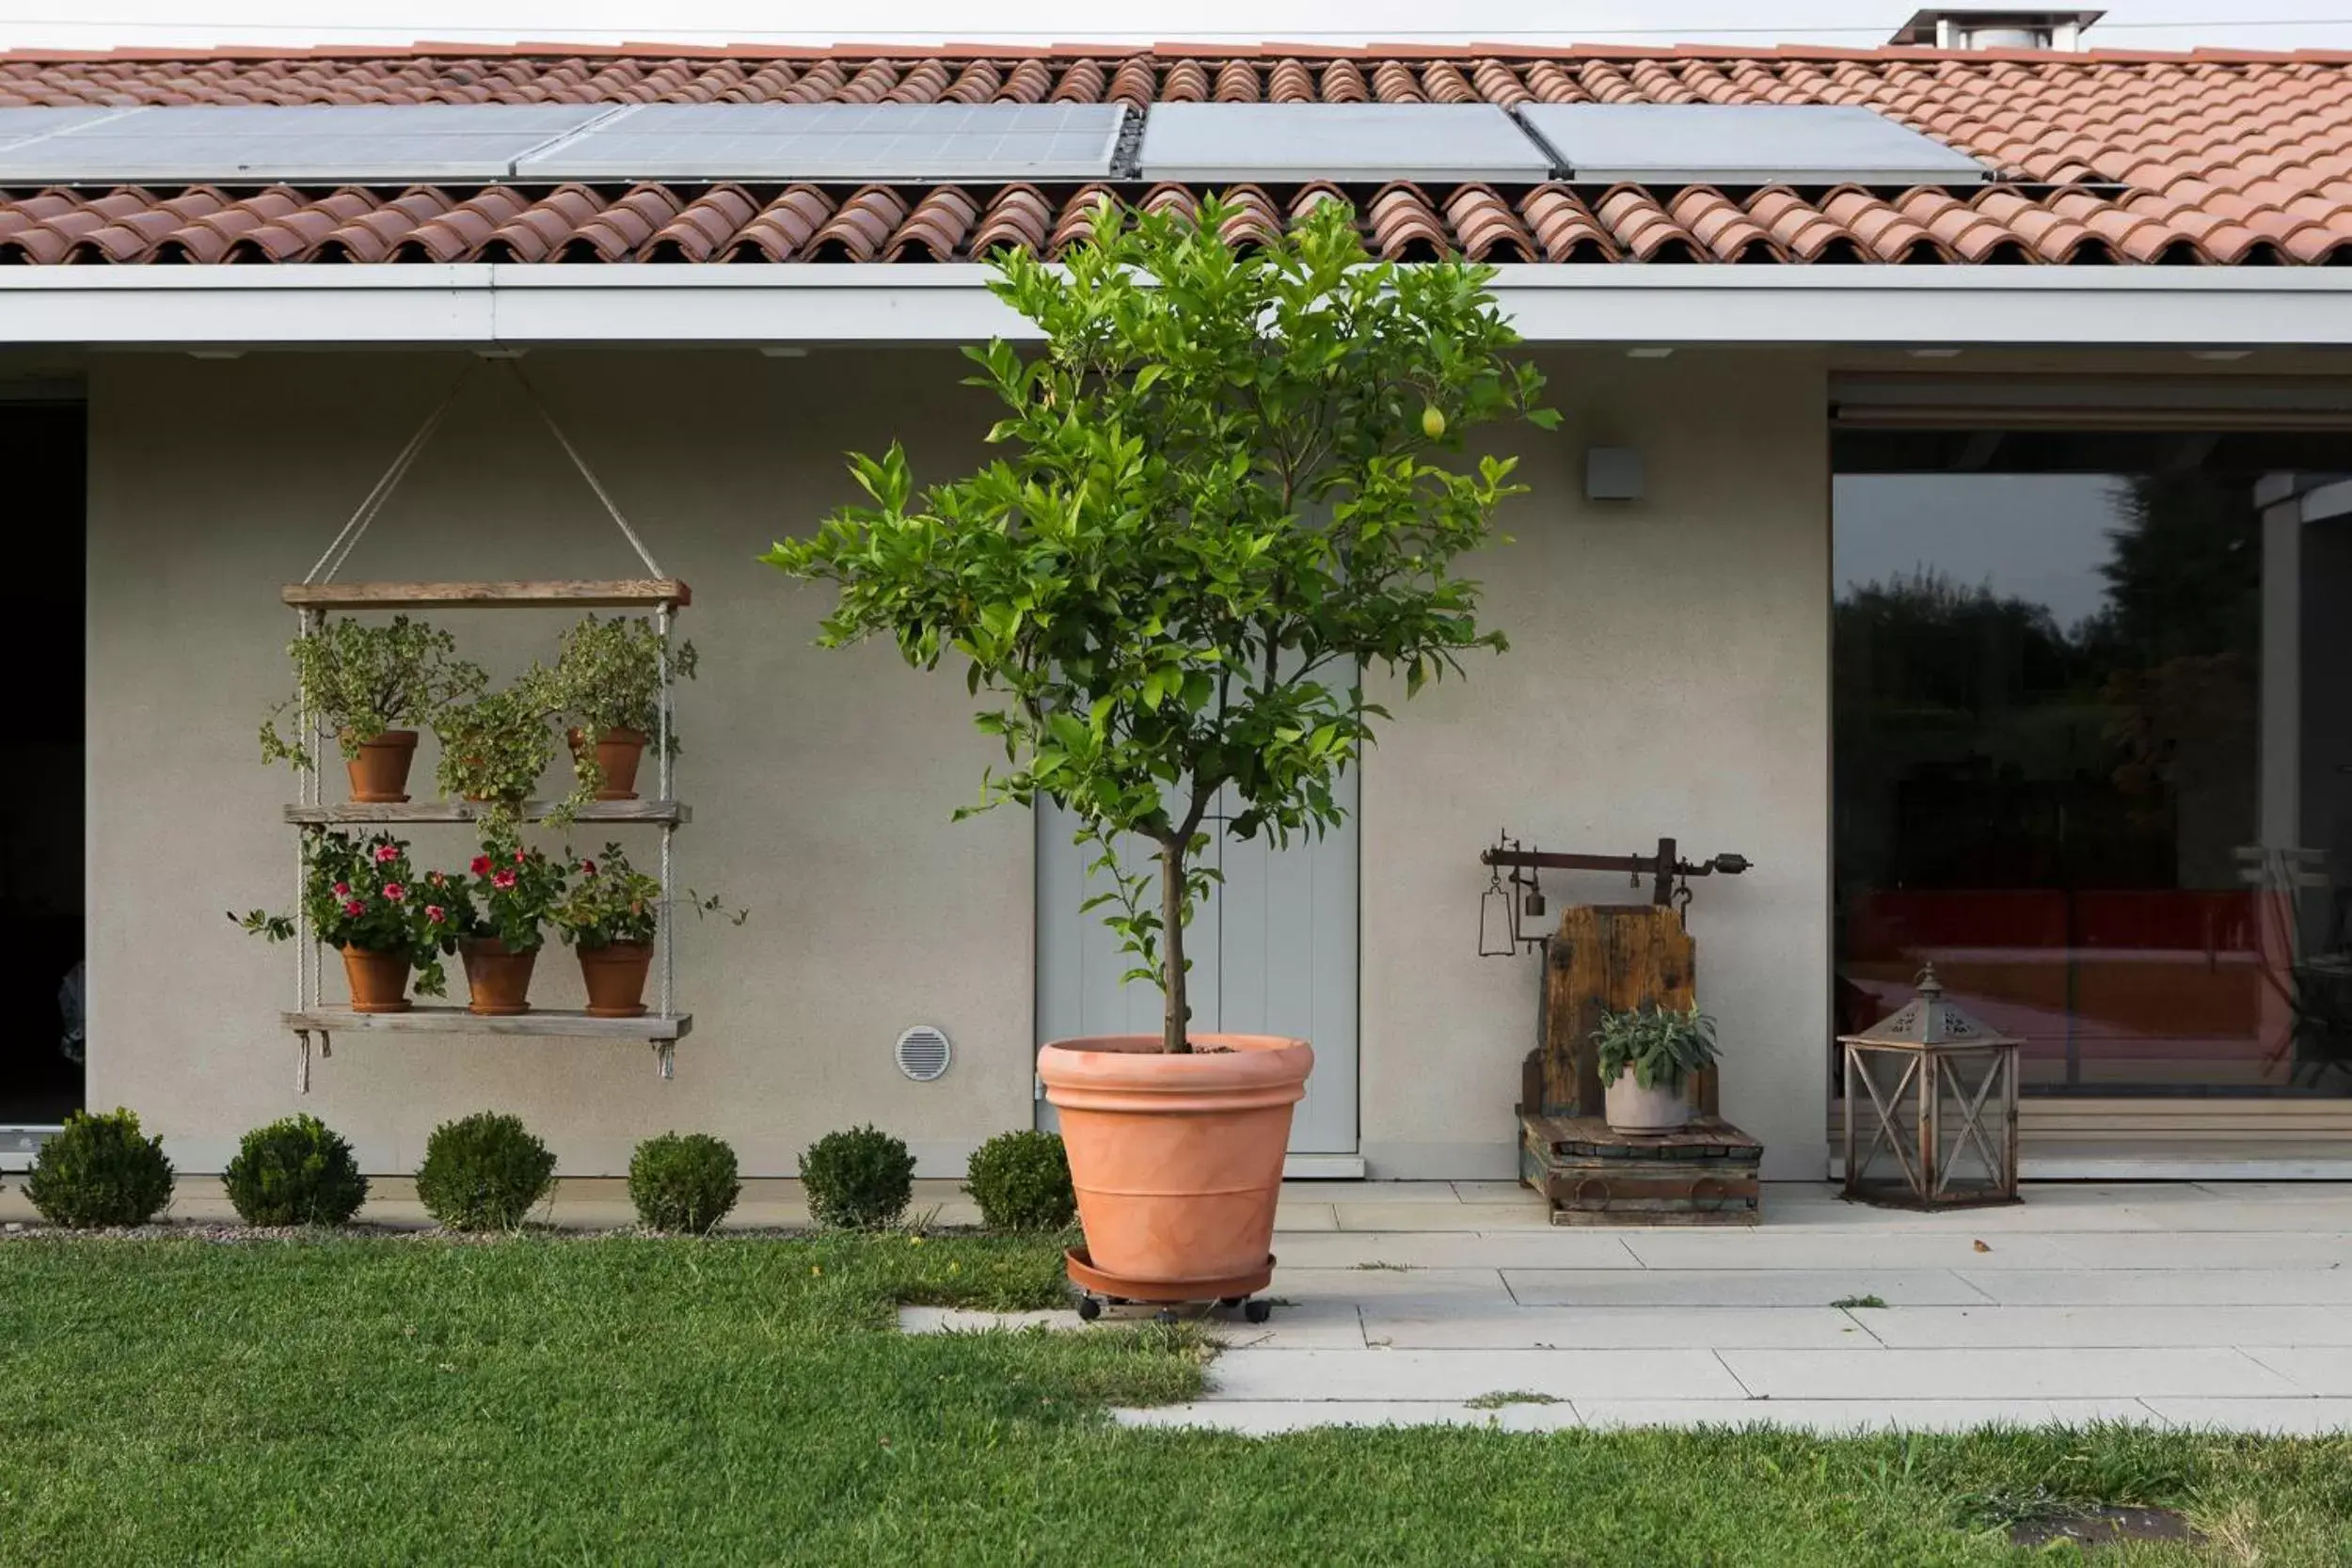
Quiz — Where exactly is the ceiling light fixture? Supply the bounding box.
[2187,349,2252,362]
[1626,347,1675,359]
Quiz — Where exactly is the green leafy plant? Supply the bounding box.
[962,1130,1076,1232]
[24,1107,174,1227]
[456,840,567,953]
[628,1132,740,1233]
[765,195,1551,1052]
[434,683,563,841]
[259,614,485,768]
[799,1124,915,1231]
[415,1111,556,1231]
[545,614,698,788]
[549,843,739,950]
[222,1114,369,1227]
[1593,1002,1720,1092]
[234,830,460,997]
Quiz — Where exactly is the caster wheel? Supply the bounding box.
[1244,1299,1273,1323]
[1075,1295,1102,1323]
[1154,1307,1181,1325]
[1217,1296,1246,1308]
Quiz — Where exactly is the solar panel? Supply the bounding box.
[0,104,618,183]
[1136,103,1552,183]
[1516,103,1988,186]
[515,103,1126,181]
[0,106,143,152]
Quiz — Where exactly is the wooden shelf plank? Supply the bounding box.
[283,1008,691,1041]
[284,800,689,826]
[282,580,691,610]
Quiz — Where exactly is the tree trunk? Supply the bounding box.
[1160,837,1191,1054]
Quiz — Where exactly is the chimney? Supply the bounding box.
[1888,8,2104,50]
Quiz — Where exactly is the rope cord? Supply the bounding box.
[302,362,476,585]
[501,357,667,580]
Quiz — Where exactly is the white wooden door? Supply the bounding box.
[1035,775,1359,1156]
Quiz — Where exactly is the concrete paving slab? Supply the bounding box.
[1206,1347,1744,1402]
[1271,1204,1340,1232]
[1956,1268,2352,1307]
[1572,1399,2159,1433]
[899,1307,1073,1335]
[2142,1398,2352,1433]
[1720,1347,2294,1402]
[1621,1232,2074,1271]
[1452,1180,1540,1203]
[1207,1300,1368,1350]
[1361,1305,1868,1351]
[2037,1232,2352,1270]
[2116,1201,2352,1232]
[1502,1269,1993,1307]
[1334,1202,1555,1232]
[1272,1267,1516,1303]
[2240,1347,2352,1395]
[1857,1305,2352,1350]
[1270,1231,1644,1270]
[1114,1401,1524,1433]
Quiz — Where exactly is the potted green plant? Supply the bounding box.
[551,843,662,1017]
[434,682,563,841]
[1594,1003,1720,1134]
[764,196,1552,1298]
[545,614,697,802]
[260,615,485,802]
[449,841,567,1015]
[237,831,459,1012]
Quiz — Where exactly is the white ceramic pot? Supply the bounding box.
[1603,1072,1691,1134]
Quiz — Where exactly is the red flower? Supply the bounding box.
[470,855,492,877]
[580,860,596,876]
[493,869,517,891]
[373,844,400,864]
[342,899,365,917]
[425,905,445,924]
[428,871,445,887]
[332,881,350,896]
[514,848,527,864]
[381,882,405,900]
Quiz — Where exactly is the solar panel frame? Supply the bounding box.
[1515,103,1990,186]
[515,103,1127,182]
[0,106,146,153]
[1136,103,1554,183]
[0,103,623,183]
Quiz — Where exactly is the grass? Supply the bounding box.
[1466,1389,1564,1409]
[1833,1293,1890,1309]
[5,1235,2352,1565]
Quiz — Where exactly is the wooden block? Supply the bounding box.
[1518,1109,1763,1227]
[282,579,691,610]
[1530,904,1701,1118]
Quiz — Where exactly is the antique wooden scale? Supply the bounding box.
[1479,831,1766,1226]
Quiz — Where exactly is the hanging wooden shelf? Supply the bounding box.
[284,800,691,827]
[283,1008,691,1041]
[281,579,691,611]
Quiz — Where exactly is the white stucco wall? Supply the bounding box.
[84,344,1830,1181]
[1359,348,1833,1180]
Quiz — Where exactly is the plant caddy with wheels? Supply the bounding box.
[769,195,1552,1319]
[260,358,702,1091]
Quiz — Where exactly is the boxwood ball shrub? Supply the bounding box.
[223,1114,370,1227]
[963,1130,1076,1233]
[24,1107,174,1228]
[415,1111,556,1231]
[798,1124,914,1230]
[628,1132,740,1234]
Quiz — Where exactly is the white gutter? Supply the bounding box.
[6,262,2352,349]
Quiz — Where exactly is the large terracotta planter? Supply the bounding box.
[568,727,647,801]
[343,729,418,803]
[460,937,537,1016]
[341,944,412,1014]
[1038,1033,1311,1290]
[1603,1072,1691,1134]
[578,940,654,1017]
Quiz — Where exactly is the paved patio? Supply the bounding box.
[904,1179,2352,1436]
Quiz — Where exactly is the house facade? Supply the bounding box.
[4,34,2351,1181]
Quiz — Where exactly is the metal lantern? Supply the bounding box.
[1840,965,2023,1209]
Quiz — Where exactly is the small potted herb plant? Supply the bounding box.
[451,841,567,1016]
[238,831,459,1012]
[260,616,485,802]
[1593,1003,1720,1134]
[435,682,563,841]
[545,614,697,803]
[551,843,662,1017]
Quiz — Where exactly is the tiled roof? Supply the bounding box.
[5,42,2352,265]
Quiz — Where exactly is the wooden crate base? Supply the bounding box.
[1519,1110,1764,1227]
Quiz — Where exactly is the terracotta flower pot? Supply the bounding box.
[1038,1033,1312,1290]
[460,937,538,1016]
[344,729,418,803]
[567,727,647,801]
[341,944,412,1014]
[1603,1072,1691,1134]
[578,940,654,1017]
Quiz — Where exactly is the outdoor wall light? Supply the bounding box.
[759,345,812,358]
[1625,346,1675,358]
[2188,349,2253,361]
[1907,348,1963,358]
[1584,446,1645,502]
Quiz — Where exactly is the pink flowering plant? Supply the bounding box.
[235,830,459,996]
[457,840,567,954]
[549,843,662,950]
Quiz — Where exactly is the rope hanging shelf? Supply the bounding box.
[277,356,699,1091]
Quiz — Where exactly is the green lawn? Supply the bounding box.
[3,1235,2348,1566]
